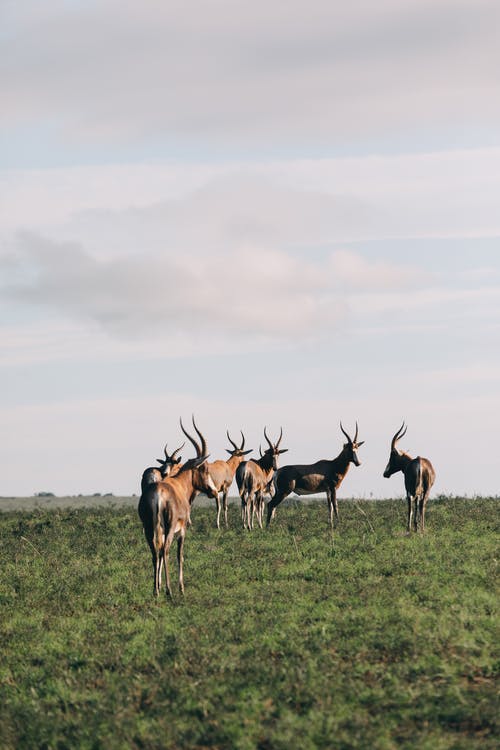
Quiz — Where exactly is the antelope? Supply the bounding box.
[267,423,364,528]
[138,418,218,598]
[140,442,184,493]
[236,427,288,529]
[207,430,253,528]
[383,422,436,533]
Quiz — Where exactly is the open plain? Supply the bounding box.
[0,496,498,749]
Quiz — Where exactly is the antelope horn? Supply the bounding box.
[340,421,352,444]
[259,444,263,458]
[155,443,169,463]
[180,417,201,457]
[276,426,283,449]
[240,430,246,450]
[391,421,407,451]
[191,415,207,457]
[226,430,238,451]
[354,421,359,443]
[263,426,273,451]
[171,442,185,460]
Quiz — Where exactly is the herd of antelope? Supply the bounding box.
[138,418,435,599]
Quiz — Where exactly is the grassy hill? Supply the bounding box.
[0,497,498,749]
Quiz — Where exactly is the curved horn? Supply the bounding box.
[171,441,185,460]
[180,417,201,457]
[156,442,170,463]
[276,426,283,449]
[354,421,359,443]
[263,426,273,450]
[226,430,238,451]
[259,444,263,458]
[340,421,352,444]
[391,421,407,451]
[240,430,246,450]
[191,415,207,457]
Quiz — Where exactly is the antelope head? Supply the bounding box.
[383,422,407,478]
[226,430,253,458]
[263,426,288,470]
[156,441,184,478]
[340,421,364,466]
[180,416,218,498]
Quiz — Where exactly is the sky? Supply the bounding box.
[1,0,500,498]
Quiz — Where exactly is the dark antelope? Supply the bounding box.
[267,423,364,527]
[236,427,288,529]
[207,431,252,528]
[138,418,218,598]
[383,422,435,533]
[140,442,184,493]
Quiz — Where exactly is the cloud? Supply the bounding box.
[2,149,500,243]
[0,232,344,342]
[328,250,428,289]
[2,0,499,150]
[66,172,379,259]
[1,153,498,361]
[3,232,436,346]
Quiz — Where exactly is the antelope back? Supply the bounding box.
[403,456,436,496]
[141,467,163,494]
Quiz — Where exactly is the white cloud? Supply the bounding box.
[1,0,499,149]
[3,226,498,362]
[328,249,428,289]
[351,285,500,319]
[2,147,498,359]
[1,232,349,343]
[0,163,221,232]
[2,150,499,246]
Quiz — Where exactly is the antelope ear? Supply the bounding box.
[278,448,289,454]
[193,454,210,468]
[174,456,182,463]
[356,441,365,447]
[156,458,163,464]
[226,449,234,455]
[242,449,253,455]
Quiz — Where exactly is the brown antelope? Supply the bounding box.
[383,422,436,533]
[236,427,288,529]
[138,418,218,598]
[207,430,253,528]
[140,442,184,493]
[267,423,364,528]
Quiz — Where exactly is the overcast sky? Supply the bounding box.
[1,0,499,498]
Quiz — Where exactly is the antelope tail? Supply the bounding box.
[236,463,249,499]
[415,459,423,496]
[152,494,164,553]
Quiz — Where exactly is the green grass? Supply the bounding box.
[0,497,498,749]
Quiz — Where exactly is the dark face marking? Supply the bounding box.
[383,450,400,478]
[344,441,363,467]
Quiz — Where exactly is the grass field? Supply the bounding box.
[0,496,498,749]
